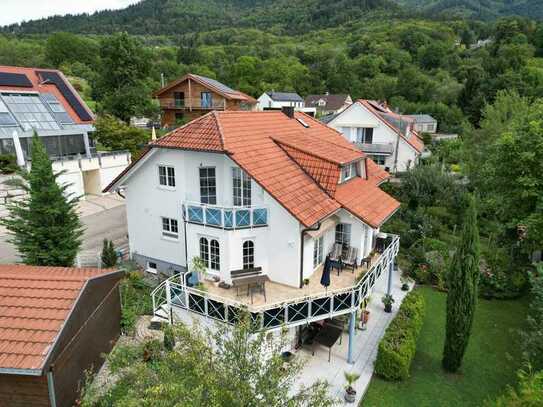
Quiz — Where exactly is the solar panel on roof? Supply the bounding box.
[193,74,236,94]
[0,72,33,88]
[36,71,93,122]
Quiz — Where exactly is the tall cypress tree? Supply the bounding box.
[1,134,83,266]
[442,194,480,372]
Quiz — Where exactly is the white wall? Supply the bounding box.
[54,160,85,199]
[328,102,420,173]
[257,93,304,111]
[123,148,303,287]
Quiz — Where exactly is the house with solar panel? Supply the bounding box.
[323,100,425,173]
[0,66,131,198]
[105,106,401,364]
[154,73,258,128]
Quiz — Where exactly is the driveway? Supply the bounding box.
[0,195,128,264]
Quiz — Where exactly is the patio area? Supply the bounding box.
[199,255,380,308]
[292,268,411,405]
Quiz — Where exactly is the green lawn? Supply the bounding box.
[363,287,528,407]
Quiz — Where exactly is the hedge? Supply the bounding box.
[374,290,426,381]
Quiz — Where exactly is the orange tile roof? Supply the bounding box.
[335,178,400,228]
[366,158,391,185]
[106,110,399,228]
[358,100,425,153]
[0,265,116,373]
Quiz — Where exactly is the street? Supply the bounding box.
[0,195,128,264]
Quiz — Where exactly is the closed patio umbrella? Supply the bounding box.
[321,255,331,293]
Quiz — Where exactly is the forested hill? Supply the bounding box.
[393,0,543,20]
[1,0,400,36]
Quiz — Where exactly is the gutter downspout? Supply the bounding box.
[47,369,57,407]
[299,222,321,288]
[182,205,189,273]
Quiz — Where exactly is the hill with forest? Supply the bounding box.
[394,0,543,20]
[0,0,400,36]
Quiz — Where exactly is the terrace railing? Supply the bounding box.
[152,233,400,331]
[183,201,269,229]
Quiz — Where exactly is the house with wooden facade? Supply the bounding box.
[154,73,257,127]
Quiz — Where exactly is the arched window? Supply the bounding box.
[210,239,220,271]
[200,237,209,268]
[243,240,255,269]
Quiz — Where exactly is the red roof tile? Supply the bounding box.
[335,178,400,228]
[106,111,400,228]
[366,158,391,185]
[0,265,115,372]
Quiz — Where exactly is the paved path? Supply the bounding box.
[294,269,411,405]
[0,195,127,264]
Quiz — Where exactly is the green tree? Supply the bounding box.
[94,115,149,157]
[0,135,83,266]
[521,264,543,370]
[81,314,334,406]
[442,194,480,372]
[94,32,155,122]
[45,32,98,68]
[101,239,117,268]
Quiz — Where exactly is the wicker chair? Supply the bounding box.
[341,246,358,272]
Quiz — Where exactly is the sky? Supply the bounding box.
[1,0,141,26]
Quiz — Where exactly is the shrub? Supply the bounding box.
[374,290,426,381]
[119,270,153,334]
[493,367,543,407]
[0,154,18,174]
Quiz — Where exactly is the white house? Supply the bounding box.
[305,94,353,116]
[257,91,316,115]
[323,100,425,173]
[405,114,438,134]
[106,108,401,362]
[0,65,130,199]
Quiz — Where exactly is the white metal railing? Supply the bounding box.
[152,234,400,330]
[183,201,269,229]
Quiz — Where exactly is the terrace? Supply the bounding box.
[152,233,400,331]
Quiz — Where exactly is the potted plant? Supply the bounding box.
[382,294,395,313]
[400,276,410,291]
[303,278,310,293]
[344,371,361,403]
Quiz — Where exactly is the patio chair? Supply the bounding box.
[329,243,342,262]
[341,246,358,272]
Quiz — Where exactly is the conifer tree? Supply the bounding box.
[0,134,83,266]
[101,239,118,268]
[442,194,480,372]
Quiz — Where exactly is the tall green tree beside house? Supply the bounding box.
[101,239,118,268]
[0,135,83,266]
[442,194,480,372]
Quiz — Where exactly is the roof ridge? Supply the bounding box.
[213,111,227,151]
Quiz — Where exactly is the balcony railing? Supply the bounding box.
[354,142,394,155]
[183,201,268,229]
[152,233,400,331]
[159,97,226,110]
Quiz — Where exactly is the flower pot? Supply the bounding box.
[384,303,392,313]
[401,283,409,291]
[344,388,357,403]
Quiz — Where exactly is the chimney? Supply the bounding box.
[282,106,295,119]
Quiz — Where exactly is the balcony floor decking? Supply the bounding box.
[200,257,378,308]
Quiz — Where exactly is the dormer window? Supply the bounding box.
[340,162,359,183]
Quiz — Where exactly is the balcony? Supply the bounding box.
[159,97,226,110]
[183,201,268,229]
[152,233,400,331]
[354,142,394,155]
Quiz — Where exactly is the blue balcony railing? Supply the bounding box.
[184,202,268,229]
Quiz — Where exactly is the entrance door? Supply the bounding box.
[201,92,212,108]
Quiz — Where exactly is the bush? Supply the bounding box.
[119,270,153,334]
[493,367,543,407]
[0,154,18,174]
[374,290,426,381]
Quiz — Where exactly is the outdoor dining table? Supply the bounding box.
[311,324,343,363]
[231,274,270,304]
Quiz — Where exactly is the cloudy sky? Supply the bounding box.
[1,0,141,26]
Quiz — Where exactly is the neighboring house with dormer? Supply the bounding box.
[0,65,130,199]
[257,91,316,115]
[105,108,402,362]
[323,100,425,173]
[154,73,257,127]
[305,94,352,116]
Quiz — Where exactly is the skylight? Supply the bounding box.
[296,118,309,128]
[2,93,61,131]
